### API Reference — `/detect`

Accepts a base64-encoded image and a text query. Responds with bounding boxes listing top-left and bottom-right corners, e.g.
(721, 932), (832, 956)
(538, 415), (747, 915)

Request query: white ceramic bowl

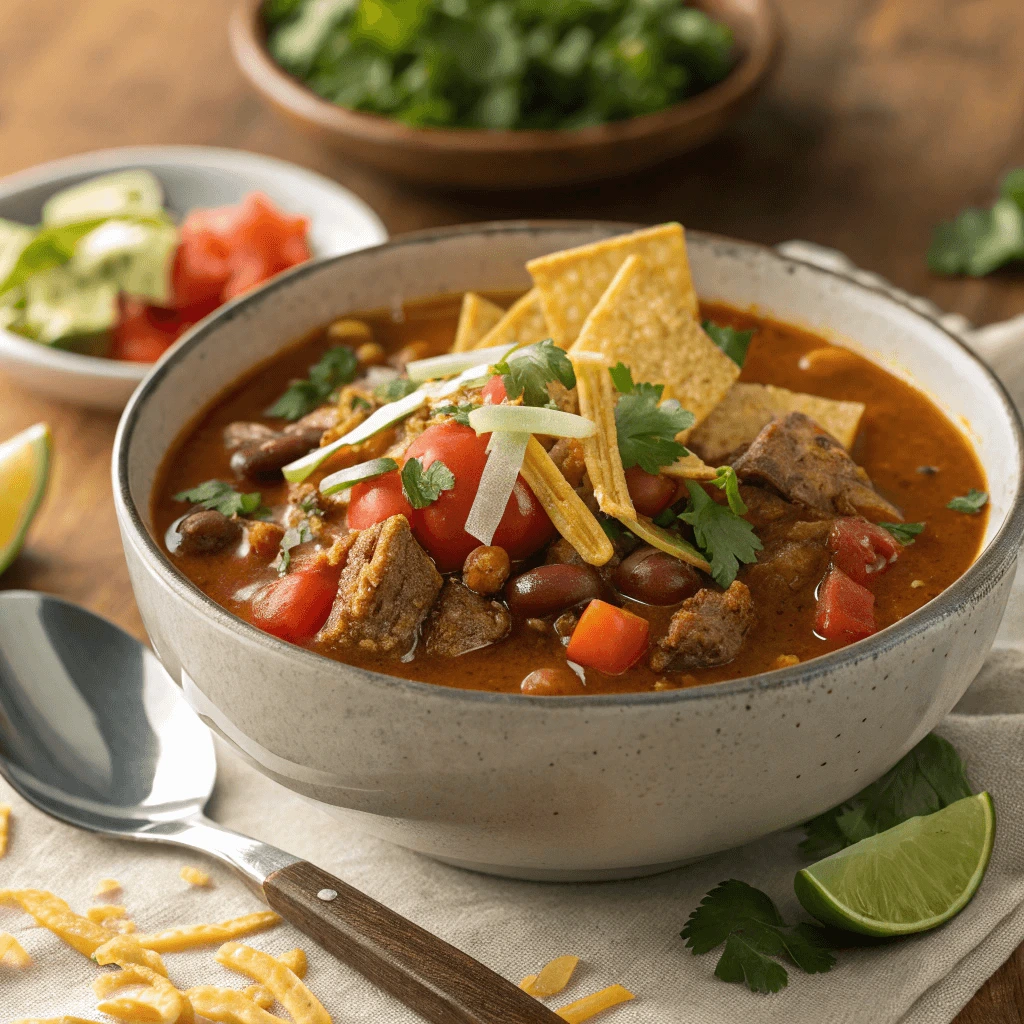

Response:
(0, 146), (387, 411)
(113, 223), (1024, 881)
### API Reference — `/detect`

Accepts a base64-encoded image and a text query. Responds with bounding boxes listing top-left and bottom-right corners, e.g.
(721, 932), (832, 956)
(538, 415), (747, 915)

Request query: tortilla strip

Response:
(451, 292), (505, 352)
(528, 223), (698, 348)
(135, 910), (281, 952)
(521, 955), (580, 997)
(556, 983), (635, 1023)
(473, 288), (549, 350)
(661, 451), (718, 480)
(0, 889), (113, 958)
(688, 382), (865, 464)
(571, 255), (739, 438)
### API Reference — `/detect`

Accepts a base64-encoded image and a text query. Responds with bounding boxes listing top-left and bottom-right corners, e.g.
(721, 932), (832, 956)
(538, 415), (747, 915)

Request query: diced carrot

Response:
(565, 599), (649, 675)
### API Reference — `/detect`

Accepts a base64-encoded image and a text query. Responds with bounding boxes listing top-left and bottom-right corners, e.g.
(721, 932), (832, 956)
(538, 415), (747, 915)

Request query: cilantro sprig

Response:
(401, 457), (455, 509)
(433, 402), (478, 426)
(708, 465), (746, 514)
(879, 521), (926, 546)
(492, 340), (575, 407)
(174, 480), (269, 519)
(682, 880), (835, 994)
(947, 489), (988, 514)
(272, 522), (313, 576)
(679, 480), (761, 588)
(702, 321), (755, 368)
(610, 362), (695, 473)
(265, 346), (359, 420)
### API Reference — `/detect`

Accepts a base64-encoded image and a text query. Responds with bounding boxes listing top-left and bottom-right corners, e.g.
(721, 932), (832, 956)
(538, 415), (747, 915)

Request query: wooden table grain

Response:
(1, 1), (1022, 1019)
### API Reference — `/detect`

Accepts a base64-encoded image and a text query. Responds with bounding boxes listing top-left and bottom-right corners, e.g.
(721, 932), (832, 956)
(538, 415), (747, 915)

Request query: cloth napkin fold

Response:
(4, 245), (1024, 1023)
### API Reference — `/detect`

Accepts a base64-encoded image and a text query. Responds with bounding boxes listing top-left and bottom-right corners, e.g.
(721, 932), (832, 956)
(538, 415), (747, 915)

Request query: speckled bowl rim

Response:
(113, 220), (1024, 710)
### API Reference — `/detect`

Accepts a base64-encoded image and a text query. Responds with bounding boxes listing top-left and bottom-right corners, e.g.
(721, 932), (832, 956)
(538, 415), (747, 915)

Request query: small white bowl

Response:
(0, 146), (387, 411)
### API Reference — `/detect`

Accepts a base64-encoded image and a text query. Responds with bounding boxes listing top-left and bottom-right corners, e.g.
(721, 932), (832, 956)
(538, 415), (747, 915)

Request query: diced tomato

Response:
(108, 298), (173, 362)
(565, 599), (650, 675)
(624, 465), (677, 518)
(251, 562), (341, 644)
(347, 470), (414, 530)
(171, 227), (231, 307)
(815, 567), (877, 644)
(481, 375), (508, 405)
(827, 518), (901, 586)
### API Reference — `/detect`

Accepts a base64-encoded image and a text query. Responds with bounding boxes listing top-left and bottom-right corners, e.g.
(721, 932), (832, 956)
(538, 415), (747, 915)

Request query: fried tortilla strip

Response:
(571, 355), (634, 521)
(661, 451), (718, 480)
(245, 986), (275, 1010)
(93, 934), (168, 977)
(688, 382), (866, 464)
(179, 865), (211, 887)
(519, 974), (539, 991)
(556, 984), (635, 1022)
(452, 292), (505, 352)
(528, 223), (698, 348)
(88, 904), (128, 924)
(0, 803), (10, 856)
(473, 288), (549, 350)
(216, 942), (330, 1024)
(521, 955), (580, 998)
(0, 930), (31, 968)
(0, 889), (114, 957)
(93, 964), (194, 1024)
(135, 910), (281, 952)
(619, 515), (710, 573)
(520, 437), (614, 567)
(11, 1018), (103, 1023)
(94, 878), (122, 899)
(278, 947), (307, 979)
(571, 255), (738, 436)
(187, 987), (286, 1024)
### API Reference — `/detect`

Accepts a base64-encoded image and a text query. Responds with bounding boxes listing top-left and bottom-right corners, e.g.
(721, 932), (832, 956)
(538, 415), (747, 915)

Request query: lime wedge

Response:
(795, 792), (995, 937)
(0, 422), (52, 576)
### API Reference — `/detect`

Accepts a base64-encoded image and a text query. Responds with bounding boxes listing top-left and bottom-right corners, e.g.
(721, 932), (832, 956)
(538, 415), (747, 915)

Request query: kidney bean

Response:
(506, 564), (602, 619)
(177, 509), (241, 555)
(520, 666), (586, 696)
(613, 546), (702, 605)
(230, 432), (318, 479)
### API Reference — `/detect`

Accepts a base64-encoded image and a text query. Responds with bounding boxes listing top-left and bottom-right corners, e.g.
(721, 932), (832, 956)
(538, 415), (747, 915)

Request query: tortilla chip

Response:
(473, 288), (549, 350)
(688, 382), (865, 464)
(527, 223), (698, 348)
(661, 451), (718, 480)
(451, 293), (505, 352)
(571, 255), (739, 437)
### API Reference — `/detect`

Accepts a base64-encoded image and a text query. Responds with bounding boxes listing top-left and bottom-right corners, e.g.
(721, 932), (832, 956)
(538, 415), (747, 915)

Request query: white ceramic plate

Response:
(0, 146), (387, 411)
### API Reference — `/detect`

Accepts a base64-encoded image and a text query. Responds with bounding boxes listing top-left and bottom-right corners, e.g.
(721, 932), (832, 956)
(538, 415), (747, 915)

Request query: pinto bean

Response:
(462, 545), (511, 595)
(177, 509), (241, 555)
(230, 432), (318, 479)
(520, 666), (586, 696)
(506, 564), (602, 619)
(613, 546), (702, 605)
(356, 341), (387, 366)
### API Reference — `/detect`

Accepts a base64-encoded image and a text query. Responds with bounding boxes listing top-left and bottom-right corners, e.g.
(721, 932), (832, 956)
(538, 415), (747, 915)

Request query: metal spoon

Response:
(0, 591), (560, 1024)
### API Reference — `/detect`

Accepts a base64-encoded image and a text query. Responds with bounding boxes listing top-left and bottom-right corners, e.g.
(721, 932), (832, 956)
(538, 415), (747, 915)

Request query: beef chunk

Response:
(732, 413), (901, 520)
(745, 518), (832, 597)
(650, 581), (755, 672)
(318, 515), (442, 656)
(424, 581), (511, 657)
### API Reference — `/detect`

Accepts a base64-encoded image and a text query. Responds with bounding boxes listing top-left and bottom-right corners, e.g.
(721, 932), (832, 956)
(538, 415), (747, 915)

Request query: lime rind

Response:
(795, 792), (995, 937)
(0, 422), (52, 576)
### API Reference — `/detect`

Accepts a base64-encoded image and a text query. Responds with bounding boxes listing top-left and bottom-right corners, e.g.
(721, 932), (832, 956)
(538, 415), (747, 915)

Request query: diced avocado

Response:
(0, 219), (34, 288)
(22, 265), (118, 345)
(41, 170), (165, 227)
(72, 219), (178, 306)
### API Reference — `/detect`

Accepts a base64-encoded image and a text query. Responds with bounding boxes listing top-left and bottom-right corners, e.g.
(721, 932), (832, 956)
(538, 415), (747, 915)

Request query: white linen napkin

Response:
(3, 245), (1024, 1023)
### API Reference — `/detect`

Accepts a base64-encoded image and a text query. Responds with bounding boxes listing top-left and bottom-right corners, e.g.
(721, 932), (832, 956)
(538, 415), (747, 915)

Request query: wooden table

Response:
(1, 1), (1022, 1018)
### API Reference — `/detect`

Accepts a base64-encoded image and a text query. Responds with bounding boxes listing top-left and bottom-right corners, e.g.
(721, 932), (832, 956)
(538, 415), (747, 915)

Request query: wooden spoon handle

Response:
(264, 861), (563, 1024)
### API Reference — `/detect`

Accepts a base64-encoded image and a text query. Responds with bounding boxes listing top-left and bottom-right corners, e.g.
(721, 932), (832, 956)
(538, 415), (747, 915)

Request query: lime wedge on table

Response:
(795, 792), (995, 937)
(0, 422), (51, 576)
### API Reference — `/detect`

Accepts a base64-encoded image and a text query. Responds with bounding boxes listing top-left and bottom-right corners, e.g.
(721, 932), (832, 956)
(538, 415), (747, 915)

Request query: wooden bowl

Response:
(229, 0), (780, 190)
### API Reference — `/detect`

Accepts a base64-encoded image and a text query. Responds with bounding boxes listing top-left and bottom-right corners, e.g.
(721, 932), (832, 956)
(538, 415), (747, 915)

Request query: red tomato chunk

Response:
(481, 375), (508, 405)
(827, 518), (901, 586)
(348, 470), (413, 530)
(815, 567), (876, 644)
(565, 599), (650, 675)
(251, 563), (340, 644)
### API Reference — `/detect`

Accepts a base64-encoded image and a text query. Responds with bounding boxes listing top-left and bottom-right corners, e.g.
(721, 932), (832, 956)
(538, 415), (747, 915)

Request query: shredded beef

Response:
(650, 581), (755, 672)
(424, 581), (511, 657)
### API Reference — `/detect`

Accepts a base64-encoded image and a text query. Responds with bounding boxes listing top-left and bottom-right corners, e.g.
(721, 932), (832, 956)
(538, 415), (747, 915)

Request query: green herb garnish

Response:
(298, 493), (321, 515)
(492, 340), (575, 408)
(947, 489), (988, 514)
(266, 346), (359, 420)
(272, 522), (313, 575)
(374, 376), (419, 403)
(709, 465), (746, 514)
(679, 480), (761, 588)
(401, 456), (455, 509)
(879, 521), (926, 546)
(433, 402), (478, 426)
(682, 880), (835, 994)
(610, 363), (694, 473)
(174, 480), (268, 519)
(702, 321), (754, 368)
(350, 394), (373, 411)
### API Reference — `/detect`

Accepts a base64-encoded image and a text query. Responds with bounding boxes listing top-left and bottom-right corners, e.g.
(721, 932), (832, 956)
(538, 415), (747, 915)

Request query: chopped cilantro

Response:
(433, 402), (478, 426)
(492, 340), (575, 407)
(401, 457), (455, 509)
(611, 366), (695, 473)
(272, 522), (313, 576)
(682, 880), (835, 994)
(350, 394), (372, 411)
(702, 321), (754, 367)
(800, 733), (971, 859)
(679, 480), (761, 588)
(652, 506), (678, 528)
(174, 480), (268, 519)
(879, 521), (925, 546)
(265, 345), (359, 420)
(374, 376), (418, 402)
(947, 489), (988, 514)
(298, 493), (321, 515)
(709, 465), (746, 515)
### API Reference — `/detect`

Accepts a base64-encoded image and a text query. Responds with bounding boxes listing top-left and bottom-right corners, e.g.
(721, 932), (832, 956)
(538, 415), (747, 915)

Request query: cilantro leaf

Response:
(702, 321), (754, 368)
(433, 402), (478, 426)
(174, 480), (268, 519)
(947, 489), (988, 514)
(375, 376), (418, 402)
(679, 481), (761, 588)
(682, 880), (835, 994)
(350, 394), (372, 411)
(614, 379), (694, 474)
(401, 457), (455, 509)
(493, 340), (575, 407)
(709, 465), (746, 515)
(928, 196), (1024, 277)
(266, 346), (359, 420)
(800, 733), (971, 858)
(271, 522), (313, 576)
(609, 361), (634, 394)
(299, 493), (321, 514)
(879, 521), (925, 546)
